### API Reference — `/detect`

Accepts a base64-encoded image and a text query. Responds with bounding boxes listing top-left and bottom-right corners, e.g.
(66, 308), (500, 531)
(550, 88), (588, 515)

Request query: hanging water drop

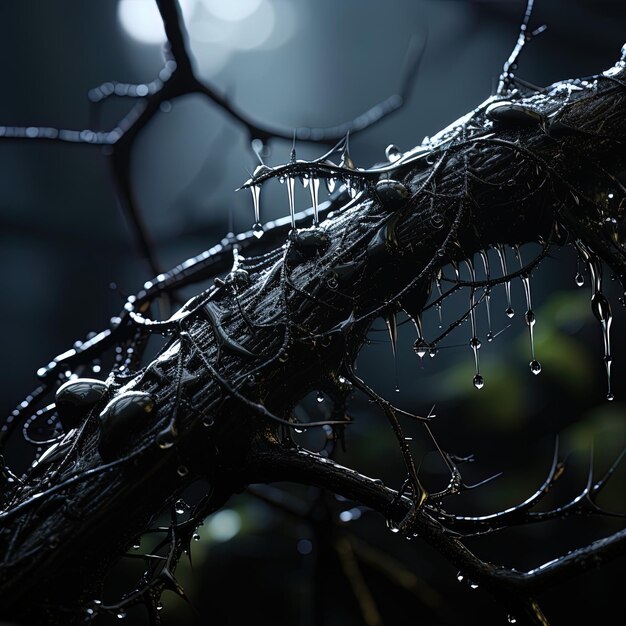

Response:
(316, 392), (324, 403)
(326, 177), (336, 193)
(309, 176), (320, 227)
(479, 250), (493, 340)
(577, 241), (615, 400)
(456, 572), (464, 582)
(252, 222), (264, 239)
(465, 259), (483, 390)
(592, 291), (613, 401)
(116, 610), (126, 620)
(495, 244), (513, 316)
(435, 269), (444, 328)
(286, 176), (296, 230)
(507, 615), (517, 624)
(522, 277), (540, 375)
(575, 253), (584, 286)
(250, 184), (261, 236)
(175, 499), (187, 515)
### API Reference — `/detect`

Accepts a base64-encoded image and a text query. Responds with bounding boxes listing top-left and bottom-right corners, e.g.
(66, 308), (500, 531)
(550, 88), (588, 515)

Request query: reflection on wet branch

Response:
(0, 1), (625, 624)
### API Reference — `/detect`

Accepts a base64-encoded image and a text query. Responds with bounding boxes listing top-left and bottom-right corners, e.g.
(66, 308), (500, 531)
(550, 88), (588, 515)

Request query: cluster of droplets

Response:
(514, 245), (541, 376)
(402, 245), (547, 392)
(245, 136), (364, 239)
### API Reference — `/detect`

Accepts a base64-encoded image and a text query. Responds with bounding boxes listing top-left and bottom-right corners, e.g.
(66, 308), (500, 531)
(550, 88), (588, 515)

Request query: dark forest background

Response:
(0, 1), (625, 624)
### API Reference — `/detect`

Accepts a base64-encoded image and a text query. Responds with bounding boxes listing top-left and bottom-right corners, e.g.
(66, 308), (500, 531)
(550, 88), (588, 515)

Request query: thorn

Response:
(290, 129), (297, 164)
(339, 131), (355, 170)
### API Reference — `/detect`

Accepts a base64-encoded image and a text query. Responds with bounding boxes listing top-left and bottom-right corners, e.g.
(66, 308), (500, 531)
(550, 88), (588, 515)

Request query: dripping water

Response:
(479, 250), (493, 341)
(286, 176), (296, 230)
(514, 246), (541, 375)
(495, 244), (514, 317)
(413, 313), (429, 358)
(309, 176), (320, 227)
(435, 269), (443, 328)
(580, 241), (614, 401)
(250, 185), (263, 238)
(465, 258), (483, 389)
(575, 253), (584, 287)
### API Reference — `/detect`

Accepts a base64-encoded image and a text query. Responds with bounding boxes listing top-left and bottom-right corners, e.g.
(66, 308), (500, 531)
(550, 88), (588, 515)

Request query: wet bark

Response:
(1, 63), (625, 625)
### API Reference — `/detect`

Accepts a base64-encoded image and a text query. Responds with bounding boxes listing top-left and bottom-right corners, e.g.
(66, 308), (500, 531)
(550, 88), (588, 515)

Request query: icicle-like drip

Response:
(309, 176), (320, 227)
(464, 259), (483, 389)
(495, 244), (514, 317)
(435, 269), (443, 328)
(286, 176), (296, 230)
(250, 184), (263, 238)
(514, 246), (541, 375)
(479, 250), (493, 341)
(575, 253), (584, 287)
(413, 313), (429, 358)
(578, 241), (614, 400)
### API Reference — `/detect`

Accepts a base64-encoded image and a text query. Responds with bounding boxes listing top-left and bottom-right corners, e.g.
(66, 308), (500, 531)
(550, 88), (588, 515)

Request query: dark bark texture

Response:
(1, 38), (626, 626)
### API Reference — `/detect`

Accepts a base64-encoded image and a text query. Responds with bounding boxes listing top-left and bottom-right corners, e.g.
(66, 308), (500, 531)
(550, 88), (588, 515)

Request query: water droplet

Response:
(175, 499), (187, 515)
(156, 602), (163, 611)
(326, 177), (336, 193)
(579, 241), (614, 400)
(250, 184), (261, 234)
(309, 177), (320, 226)
(456, 572), (464, 582)
(177, 465), (189, 477)
(132, 541), (140, 550)
(505, 307), (515, 318)
(252, 222), (264, 239)
(607, 392), (615, 401)
(202, 416), (214, 428)
(469, 581), (479, 590)
(575, 272), (584, 287)
(507, 615), (517, 624)
(473, 374), (484, 390)
(530, 360), (542, 375)
(414, 338), (429, 359)
(286, 176), (296, 229)
(469, 337), (481, 350)
(316, 392), (324, 403)
(193, 532), (200, 541)
(117, 610), (126, 620)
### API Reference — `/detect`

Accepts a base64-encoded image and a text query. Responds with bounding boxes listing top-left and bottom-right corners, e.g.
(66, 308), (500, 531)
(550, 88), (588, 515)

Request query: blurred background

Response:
(0, 1), (625, 624)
